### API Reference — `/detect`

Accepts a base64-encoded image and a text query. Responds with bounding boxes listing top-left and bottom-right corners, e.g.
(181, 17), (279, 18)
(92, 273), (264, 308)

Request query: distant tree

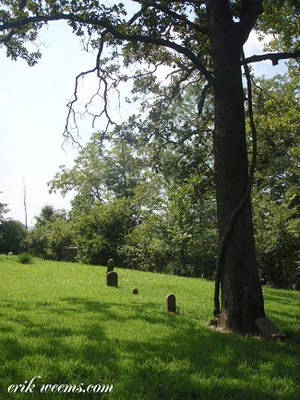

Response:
(73, 198), (136, 265)
(49, 132), (147, 212)
(0, 219), (27, 254)
(26, 205), (75, 260)
(251, 73), (300, 288)
(165, 174), (217, 277)
(252, 74), (299, 202)
(35, 205), (55, 226)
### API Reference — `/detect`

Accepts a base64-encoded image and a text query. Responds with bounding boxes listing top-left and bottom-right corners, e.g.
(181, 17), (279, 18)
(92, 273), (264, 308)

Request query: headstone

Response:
(107, 259), (115, 273)
(255, 317), (287, 340)
(132, 288), (138, 295)
(166, 294), (176, 313)
(106, 271), (118, 287)
(8, 251), (13, 256)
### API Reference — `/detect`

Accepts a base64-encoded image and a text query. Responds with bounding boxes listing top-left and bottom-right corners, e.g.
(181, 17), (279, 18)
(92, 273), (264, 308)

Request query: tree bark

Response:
(207, 6), (265, 332)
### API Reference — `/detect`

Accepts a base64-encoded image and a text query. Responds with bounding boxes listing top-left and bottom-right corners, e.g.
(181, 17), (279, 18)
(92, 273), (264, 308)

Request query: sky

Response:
(0, 20), (287, 226)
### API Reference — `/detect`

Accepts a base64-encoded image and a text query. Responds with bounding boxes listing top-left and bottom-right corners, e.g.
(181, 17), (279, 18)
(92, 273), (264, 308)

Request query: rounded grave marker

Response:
(166, 294), (176, 313)
(107, 258), (115, 273)
(106, 271), (118, 287)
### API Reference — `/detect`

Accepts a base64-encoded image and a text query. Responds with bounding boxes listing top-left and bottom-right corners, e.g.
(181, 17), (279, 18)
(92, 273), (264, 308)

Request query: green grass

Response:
(0, 255), (299, 400)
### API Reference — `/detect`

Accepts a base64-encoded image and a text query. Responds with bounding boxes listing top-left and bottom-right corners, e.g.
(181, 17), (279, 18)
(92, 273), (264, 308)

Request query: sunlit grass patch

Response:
(0, 255), (299, 399)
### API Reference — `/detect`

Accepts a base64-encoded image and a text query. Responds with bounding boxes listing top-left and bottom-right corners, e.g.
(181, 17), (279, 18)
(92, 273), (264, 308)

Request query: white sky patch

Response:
(244, 31), (267, 55)
(244, 31), (287, 77)
(0, 22), (92, 223)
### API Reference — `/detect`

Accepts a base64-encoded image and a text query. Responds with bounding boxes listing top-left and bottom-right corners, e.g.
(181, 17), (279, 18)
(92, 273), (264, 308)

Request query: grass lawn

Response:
(0, 255), (299, 400)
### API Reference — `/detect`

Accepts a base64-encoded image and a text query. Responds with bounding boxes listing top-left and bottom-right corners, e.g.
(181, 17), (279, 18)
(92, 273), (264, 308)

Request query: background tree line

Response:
(2, 73), (296, 289)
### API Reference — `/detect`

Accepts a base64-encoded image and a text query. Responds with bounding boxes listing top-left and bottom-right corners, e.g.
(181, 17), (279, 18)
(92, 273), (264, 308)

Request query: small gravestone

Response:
(8, 251), (13, 256)
(255, 317), (287, 340)
(107, 259), (115, 273)
(132, 288), (138, 295)
(166, 294), (176, 313)
(107, 271), (118, 287)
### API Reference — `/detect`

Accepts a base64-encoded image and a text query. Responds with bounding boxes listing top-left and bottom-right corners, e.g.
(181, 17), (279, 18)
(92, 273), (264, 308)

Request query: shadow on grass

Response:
(263, 290), (300, 342)
(0, 297), (299, 400)
(264, 290), (300, 305)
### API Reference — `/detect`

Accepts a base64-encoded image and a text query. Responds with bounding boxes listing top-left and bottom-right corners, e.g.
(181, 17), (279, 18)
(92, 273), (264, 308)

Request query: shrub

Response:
(18, 253), (32, 264)
(119, 216), (170, 272)
(25, 208), (76, 262)
(74, 198), (135, 265)
(0, 220), (27, 254)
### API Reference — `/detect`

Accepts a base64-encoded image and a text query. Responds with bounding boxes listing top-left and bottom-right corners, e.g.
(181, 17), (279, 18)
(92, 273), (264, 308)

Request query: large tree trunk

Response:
(208, 9), (265, 332)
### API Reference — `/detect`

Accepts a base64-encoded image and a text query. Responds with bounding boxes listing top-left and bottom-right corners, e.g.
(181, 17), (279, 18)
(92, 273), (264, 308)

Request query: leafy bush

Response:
(74, 198), (135, 265)
(0, 220), (27, 254)
(25, 207), (76, 262)
(18, 253), (32, 264)
(119, 222), (170, 272)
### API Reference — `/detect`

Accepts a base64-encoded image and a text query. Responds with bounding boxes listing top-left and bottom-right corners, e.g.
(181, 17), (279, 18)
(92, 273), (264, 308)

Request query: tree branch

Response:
(238, 0), (263, 44)
(242, 50), (300, 66)
(0, 13), (213, 81)
(132, 0), (208, 34)
(63, 66), (97, 145)
(125, 10), (143, 25)
(198, 81), (212, 116)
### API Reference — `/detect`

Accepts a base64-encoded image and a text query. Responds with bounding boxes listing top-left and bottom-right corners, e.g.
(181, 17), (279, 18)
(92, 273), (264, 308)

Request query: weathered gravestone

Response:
(107, 271), (118, 287)
(255, 317), (287, 340)
(107, 259), (115, 273)
(166, 294), (176, 313)
(132, 288), (139, 295)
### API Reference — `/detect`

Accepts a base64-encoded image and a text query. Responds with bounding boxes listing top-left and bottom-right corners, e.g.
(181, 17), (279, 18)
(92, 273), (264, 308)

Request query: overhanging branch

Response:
(131, 0), (208, 34)
(0, 12), (213, 81)
(242, 50), (300, 66)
